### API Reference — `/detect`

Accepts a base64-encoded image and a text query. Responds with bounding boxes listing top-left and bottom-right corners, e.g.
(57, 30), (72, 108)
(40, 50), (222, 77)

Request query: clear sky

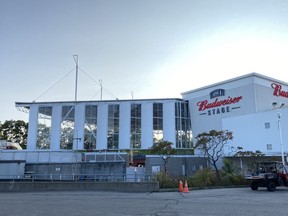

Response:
(1, 0), (288, 122)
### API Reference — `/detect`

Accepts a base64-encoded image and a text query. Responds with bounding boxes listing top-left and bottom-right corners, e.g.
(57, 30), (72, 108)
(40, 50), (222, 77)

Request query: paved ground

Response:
(1, 187), (288, 216)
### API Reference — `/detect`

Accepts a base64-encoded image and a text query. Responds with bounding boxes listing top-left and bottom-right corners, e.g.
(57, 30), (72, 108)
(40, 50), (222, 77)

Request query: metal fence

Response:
(0, 173), (156, 182)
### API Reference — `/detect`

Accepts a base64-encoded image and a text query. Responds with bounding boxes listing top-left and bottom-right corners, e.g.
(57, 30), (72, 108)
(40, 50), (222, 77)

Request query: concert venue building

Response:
(14, 72), (288, 158)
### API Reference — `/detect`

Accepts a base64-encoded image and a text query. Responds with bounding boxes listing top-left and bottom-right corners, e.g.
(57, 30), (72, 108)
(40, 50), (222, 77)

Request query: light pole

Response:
(272, 102), (285, 167)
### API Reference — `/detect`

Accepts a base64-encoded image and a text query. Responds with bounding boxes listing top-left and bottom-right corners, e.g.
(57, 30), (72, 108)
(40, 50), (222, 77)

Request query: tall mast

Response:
(99, 79), (103, 100)
(73, 55), (78, 101)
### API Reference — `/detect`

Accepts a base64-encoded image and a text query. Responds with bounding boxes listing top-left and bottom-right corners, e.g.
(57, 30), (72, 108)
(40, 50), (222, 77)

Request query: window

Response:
(131, 104), (141, 148)
(60, 106), (75, 150)
(37, 106), (52, 149)
(84, 105), (97, 150)
(265, 122), (270, 129)
(107, 104), (119, 149)
(153, 103), (163, 143)
(175, 101), (193, 148)
(267, 144), (272, 151)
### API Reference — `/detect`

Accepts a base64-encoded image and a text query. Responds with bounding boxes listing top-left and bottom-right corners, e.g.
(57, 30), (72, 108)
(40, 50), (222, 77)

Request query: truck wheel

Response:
(267, 181), (276, 192)
(250, 181), (258, 190)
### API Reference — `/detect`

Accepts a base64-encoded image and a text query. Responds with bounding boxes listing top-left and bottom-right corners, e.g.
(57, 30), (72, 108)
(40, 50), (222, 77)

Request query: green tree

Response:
(149, 140), (177, 173)
(0, 120), (28, 149)
(233, 146), (264, 157)
(195, 130), (233, 178)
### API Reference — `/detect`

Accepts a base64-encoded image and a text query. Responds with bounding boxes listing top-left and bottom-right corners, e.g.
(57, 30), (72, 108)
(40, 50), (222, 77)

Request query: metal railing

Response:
(0, 173), (156, 182)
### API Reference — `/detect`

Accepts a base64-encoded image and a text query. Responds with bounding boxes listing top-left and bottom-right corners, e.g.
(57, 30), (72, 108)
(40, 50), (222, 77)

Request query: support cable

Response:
(33, 67), (76, 101)
(79, 67), (118, 100)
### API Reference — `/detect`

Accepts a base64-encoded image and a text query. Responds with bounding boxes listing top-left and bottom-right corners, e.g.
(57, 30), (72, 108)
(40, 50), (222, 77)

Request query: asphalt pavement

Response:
(1, 187), (288, 216)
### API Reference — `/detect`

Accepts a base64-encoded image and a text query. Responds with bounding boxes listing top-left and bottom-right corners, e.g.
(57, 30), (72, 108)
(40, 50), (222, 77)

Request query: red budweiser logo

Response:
(197, 96), (242, 111)
(271, 83), (288, 98)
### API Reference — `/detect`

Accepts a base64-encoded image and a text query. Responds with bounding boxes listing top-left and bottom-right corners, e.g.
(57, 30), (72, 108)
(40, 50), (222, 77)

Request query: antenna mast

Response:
(99, 79), (103, 100)
(73, 55), (79, 101)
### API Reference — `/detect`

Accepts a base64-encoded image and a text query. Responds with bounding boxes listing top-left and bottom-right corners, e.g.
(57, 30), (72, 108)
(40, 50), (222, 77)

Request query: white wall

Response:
(222, 108), (288, 156)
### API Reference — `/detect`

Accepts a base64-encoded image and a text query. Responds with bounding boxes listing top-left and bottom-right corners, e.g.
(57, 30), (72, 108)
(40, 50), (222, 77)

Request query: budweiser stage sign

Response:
(197, 89), (242, 116)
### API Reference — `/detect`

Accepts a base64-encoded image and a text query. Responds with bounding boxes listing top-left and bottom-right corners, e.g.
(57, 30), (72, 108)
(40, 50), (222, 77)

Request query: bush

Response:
(187, 169), (248, 188)
(188, 169), (218, 187)
(155, 166), (249, 189)
(156, 172), (179, 188)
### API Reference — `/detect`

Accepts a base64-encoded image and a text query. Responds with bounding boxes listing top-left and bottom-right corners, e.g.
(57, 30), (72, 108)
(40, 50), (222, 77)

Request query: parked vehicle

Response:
(245, 161), (288, 191)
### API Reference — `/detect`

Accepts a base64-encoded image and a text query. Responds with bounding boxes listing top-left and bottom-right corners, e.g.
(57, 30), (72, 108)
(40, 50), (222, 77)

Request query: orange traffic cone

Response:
(183, 180), (189, 193)
(178, 180), (183, 192)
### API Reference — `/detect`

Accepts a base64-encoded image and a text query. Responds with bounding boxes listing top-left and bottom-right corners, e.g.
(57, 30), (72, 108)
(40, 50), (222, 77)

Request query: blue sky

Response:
(1, 0), (288, 122)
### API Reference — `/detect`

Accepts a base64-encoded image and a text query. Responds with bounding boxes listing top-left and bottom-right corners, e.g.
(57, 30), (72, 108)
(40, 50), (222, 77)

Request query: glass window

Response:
(267, 144), (272, 150)
(84, 105), (97, 150)
(60, 106), (75, 150)
(107, 104), (119, 149)
(265, 122), (270, 129)
(175, 101), (193, 148)
(153, 103), (163, 143)
(37, 106), (52, 149)
(131, 104), (141, 148)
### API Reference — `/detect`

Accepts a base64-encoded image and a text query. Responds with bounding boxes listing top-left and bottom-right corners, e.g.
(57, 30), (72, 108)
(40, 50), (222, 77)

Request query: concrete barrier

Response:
(0, 181), (159, 193)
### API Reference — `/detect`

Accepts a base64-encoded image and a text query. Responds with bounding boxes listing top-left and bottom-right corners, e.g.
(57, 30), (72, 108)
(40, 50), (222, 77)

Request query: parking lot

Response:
(1, 187), (288, 216)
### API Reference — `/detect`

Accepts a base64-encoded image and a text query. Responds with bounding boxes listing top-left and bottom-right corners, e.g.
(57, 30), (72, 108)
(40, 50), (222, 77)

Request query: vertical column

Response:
(141, 102), (153, 149)
(96, 103), (108, 150)
(50, 105), (62, 151)
(74, 103), (85, 150)
(119, 102), (131, 149)
(163, 101), (176, 146)
(27, 104), (39, 150)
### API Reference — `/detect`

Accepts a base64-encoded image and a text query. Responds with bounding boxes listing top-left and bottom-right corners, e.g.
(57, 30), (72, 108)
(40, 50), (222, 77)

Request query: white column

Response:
(50, 105), (62, 151)
(163, 101), (176, 145)
(27, 104), (39, 150)
(119, 102), (131, 149)
(141, 102), (153, 149)
(74, 103), (85, 150)
(96, 103), (108, 150)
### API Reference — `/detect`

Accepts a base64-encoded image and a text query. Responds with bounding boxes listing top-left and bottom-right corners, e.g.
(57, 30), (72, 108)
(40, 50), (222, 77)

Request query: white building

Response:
(16, 99), (192, 151)
(15, 72), (288, 159)
(182, 72), (288, 157)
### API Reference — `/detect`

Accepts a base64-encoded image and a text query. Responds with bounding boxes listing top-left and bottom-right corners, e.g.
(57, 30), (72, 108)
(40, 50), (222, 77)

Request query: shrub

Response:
(188, 169), (218, 187)
(187, 169), (248, 188)
(156, 172), (178, 188)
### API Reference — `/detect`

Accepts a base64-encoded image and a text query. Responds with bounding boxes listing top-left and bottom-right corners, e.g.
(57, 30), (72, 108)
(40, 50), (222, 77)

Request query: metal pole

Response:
(99, 79), (103, 100)
(73, 55), (78, 101)
(278, 112), (285, 167)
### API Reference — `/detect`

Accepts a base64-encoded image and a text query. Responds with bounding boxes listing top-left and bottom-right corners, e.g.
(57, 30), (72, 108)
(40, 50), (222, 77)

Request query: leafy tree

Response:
(195, 130), (233, 178)
(36, 123), (51, 149)
(149, 140), (177, 173)
(0, 120), (28, 149)
(233, 146), (265, 157)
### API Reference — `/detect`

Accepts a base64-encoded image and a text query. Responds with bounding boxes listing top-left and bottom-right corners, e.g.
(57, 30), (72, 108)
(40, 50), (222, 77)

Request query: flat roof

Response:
(15, 97), (185, 107)
(181, 72), (288, 96)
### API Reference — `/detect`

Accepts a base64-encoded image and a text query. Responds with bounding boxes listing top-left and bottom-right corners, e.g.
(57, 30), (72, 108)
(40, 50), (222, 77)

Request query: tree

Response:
(149, 140), (177, 173)
(0, 120), (28, 149)
(195, 130), (233, 178)
(233, 146), (265, 157)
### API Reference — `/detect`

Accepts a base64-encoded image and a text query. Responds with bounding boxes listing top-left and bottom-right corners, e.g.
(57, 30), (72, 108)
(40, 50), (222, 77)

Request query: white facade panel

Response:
(50, 105), (62, 151)
(96, 103), (108, 150)
(222, 108), (288, 157)
(163, 101), (175, 145)
(27, 105), (39, 151)
(187, 83), (256, 137)
(141, 102), (153, 149)
(74, 104), (85, 150)
(119, 102), (131, 149)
